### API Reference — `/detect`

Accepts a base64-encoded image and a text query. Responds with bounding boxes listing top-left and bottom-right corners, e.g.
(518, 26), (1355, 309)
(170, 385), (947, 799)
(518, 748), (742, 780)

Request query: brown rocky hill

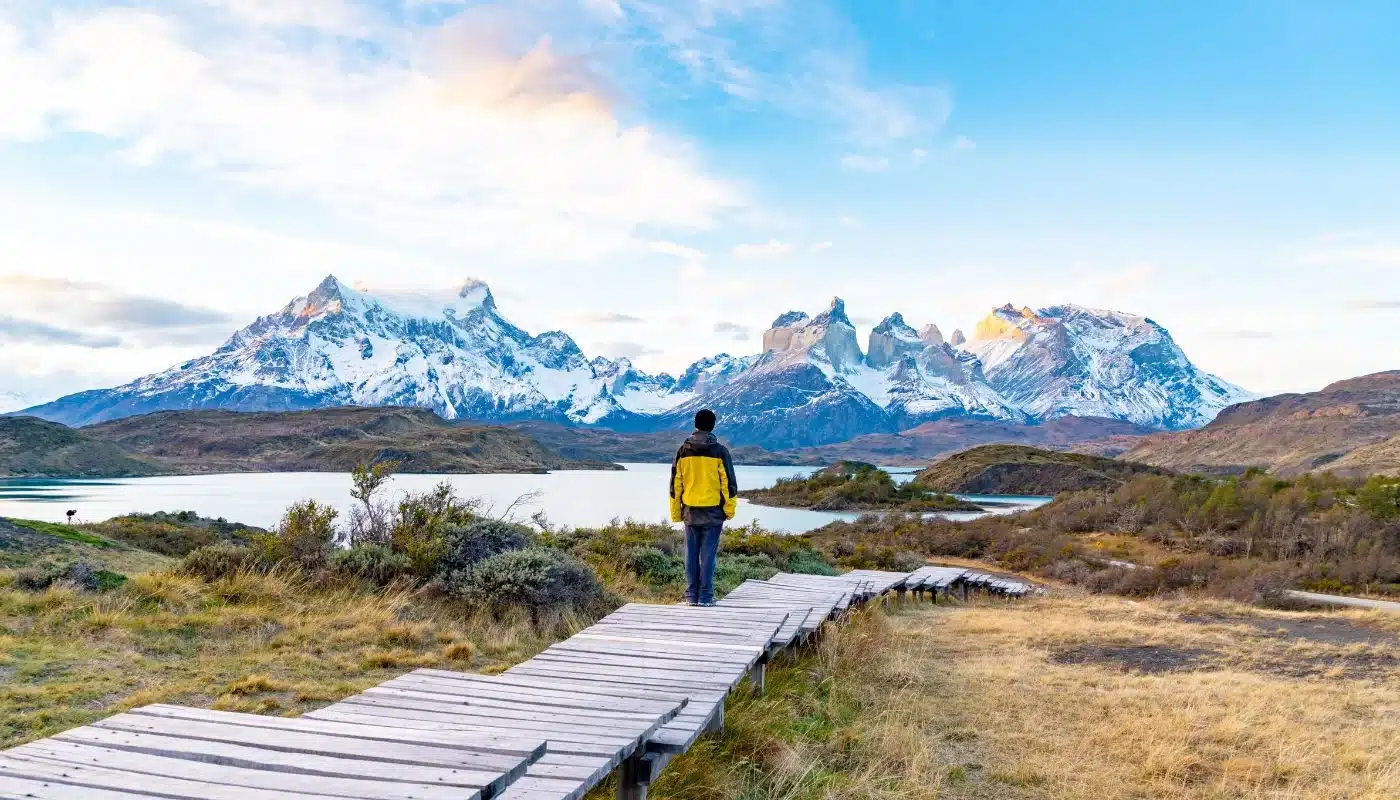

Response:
(1124, 371), (1400, 476)
(783, 416), (1157, 466)
(79, 407), (620, 474)
(0, 416), (161, 478)
(913, 444), (1169, 495)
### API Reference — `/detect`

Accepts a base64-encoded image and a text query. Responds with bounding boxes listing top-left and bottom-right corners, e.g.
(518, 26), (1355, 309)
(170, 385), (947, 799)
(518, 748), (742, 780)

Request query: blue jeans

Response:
(685, 522), (723, 604)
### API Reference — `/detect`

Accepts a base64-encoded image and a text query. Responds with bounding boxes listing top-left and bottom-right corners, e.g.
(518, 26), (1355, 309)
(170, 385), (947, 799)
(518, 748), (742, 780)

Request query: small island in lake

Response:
(741, 461), (985, 512)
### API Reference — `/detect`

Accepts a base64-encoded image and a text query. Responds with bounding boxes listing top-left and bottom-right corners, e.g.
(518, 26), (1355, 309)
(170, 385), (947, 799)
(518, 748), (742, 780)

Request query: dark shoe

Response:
(700, 600), (717, 607)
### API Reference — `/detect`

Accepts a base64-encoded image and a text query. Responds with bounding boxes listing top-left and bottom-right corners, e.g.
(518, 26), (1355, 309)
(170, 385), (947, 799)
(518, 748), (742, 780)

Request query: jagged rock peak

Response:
(457, 278), (496, 312)
(949, 328), (966, 347)
(771, 310), (810, 329)
(873, 312), (914, 334)
(919, 324), (944, 347)
(816, 297), (852, 327)
(867, 312), (924, 369)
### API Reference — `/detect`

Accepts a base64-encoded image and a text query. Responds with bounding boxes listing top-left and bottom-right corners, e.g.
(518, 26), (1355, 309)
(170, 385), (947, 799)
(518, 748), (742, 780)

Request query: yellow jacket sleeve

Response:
(669, 450), (685, 522)
(720, 447), (738, 520)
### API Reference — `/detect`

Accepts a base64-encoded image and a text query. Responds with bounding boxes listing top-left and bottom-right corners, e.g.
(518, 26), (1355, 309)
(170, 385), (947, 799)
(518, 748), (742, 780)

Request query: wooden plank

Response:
(0, 773), (172, 799)
(0, 754), (385, 800)
(90, 714), (529, 772)
(128, 704), (544, 759)
(48, 727), (508, 790)
(7, 742), (476, 800)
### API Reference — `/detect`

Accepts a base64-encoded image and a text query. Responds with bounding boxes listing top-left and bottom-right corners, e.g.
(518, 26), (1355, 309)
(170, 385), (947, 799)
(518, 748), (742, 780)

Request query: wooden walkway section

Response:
(0, 564), (1033, 800)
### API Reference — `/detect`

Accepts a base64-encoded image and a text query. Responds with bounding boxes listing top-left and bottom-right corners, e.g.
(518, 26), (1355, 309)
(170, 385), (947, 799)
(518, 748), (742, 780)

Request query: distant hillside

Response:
(779, 416), (1157, 466)
(504, 421), (821, 465)
(914, 445), (1170, 495)
(0, 416), (160, 478)
(1125, 371), (1400, 477)
(507, 416), (1151, 467)
(82, 407), (621, 474)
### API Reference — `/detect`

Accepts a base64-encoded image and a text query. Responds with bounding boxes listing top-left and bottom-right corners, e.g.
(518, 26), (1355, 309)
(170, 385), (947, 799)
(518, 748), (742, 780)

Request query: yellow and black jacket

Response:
(669, 431), (739, 525)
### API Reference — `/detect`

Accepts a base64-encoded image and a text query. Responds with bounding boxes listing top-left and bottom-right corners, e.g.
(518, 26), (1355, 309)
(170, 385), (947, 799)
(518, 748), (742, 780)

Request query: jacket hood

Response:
(687, 430), (719, 446)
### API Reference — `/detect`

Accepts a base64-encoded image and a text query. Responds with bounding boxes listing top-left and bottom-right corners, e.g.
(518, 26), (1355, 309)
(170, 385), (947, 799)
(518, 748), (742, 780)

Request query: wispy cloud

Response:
(810, 241), (833, 252)
(1211, 329), (1276, 340)
(593, 340), (662, 360)
(1349, 300), (1400, 310)
(713, 320), (749, 341)
(0, 316), (123, 349)
(0, 3), (741, 261)
(952, 135), (976, 150)
(577, 311), (646, 324)
(0, 276), (233, 345)
(732, 239), (793, 260)
(911, 147), (928, 163)
(840, 154), (889, 173)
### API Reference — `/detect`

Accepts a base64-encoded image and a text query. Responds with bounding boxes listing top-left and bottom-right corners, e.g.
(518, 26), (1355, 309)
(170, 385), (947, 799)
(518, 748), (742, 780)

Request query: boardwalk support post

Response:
(750, 660), (766, 695)
(618, 753), (651, 800)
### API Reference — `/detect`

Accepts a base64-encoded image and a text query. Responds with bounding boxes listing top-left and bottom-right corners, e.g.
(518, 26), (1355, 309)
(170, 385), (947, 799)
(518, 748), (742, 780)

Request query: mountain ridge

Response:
(19, 275), (1252, 450)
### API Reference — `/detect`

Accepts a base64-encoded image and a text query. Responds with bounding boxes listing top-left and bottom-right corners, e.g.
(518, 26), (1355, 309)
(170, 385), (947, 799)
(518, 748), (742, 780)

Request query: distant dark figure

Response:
(65, 509), (77, 524)
(669, 409), (738, 606)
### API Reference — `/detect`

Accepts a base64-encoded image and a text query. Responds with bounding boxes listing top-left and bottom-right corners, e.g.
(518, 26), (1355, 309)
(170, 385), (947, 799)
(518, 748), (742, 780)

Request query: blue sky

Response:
(1, 0), (1397, 406)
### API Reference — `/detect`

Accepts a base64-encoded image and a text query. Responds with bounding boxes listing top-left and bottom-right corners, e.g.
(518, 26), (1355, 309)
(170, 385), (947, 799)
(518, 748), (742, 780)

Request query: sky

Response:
(1, 0), (1398, 407)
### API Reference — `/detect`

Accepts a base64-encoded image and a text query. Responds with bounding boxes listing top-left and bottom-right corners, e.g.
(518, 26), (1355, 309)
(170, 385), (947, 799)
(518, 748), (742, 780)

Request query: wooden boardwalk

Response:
(0, 566), (1032, 799)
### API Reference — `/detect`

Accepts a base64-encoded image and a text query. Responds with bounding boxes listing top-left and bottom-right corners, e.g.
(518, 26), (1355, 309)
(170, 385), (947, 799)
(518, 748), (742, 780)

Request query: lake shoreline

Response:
(0, 465), (1052, 534)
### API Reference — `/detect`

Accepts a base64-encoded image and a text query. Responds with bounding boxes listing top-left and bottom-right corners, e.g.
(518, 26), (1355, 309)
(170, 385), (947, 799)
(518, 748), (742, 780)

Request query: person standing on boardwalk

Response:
(669, 409), (739, 606)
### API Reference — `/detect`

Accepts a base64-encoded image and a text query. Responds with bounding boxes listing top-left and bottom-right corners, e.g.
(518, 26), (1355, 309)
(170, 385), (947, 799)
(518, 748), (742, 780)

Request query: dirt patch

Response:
(1242, 651), (1400, 681)
(1051, 644), (1216, 674)
(1180, 613), (1397, 647)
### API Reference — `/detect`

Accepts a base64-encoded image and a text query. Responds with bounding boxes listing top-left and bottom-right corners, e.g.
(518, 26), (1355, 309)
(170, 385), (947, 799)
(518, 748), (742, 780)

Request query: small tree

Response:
(348, 459), (399, 545)
(254, 499), (339, 569)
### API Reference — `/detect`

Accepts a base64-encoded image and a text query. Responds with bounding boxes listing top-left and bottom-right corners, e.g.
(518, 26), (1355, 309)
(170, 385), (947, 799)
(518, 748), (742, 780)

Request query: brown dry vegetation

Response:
(0, 567), (566, 746)
(615, 593), (1400, 800)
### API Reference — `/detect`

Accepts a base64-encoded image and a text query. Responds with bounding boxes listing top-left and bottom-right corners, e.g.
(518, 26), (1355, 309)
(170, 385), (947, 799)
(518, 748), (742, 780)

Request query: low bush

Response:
(329, 543), (412, 586)
(81, 511), (256, 557)
(449, 547), (614, 619)
(715, 552), (778, 592)
(179, 543), (262, 581)
(252, 500), (338, 569)
(9, 562), (126, 593)
(434, 519), (535, 578)
(628, 546), (686, 585)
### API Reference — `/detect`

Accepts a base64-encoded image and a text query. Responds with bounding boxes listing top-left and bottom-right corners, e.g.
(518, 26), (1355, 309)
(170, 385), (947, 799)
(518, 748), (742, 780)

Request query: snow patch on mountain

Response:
(963, 303), (1254, 429)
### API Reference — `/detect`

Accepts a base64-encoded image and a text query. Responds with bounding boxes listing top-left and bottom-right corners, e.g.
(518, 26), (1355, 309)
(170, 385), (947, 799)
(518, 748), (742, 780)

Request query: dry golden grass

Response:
(0, 568), (564, 746)
(618, 592), (1400, 800)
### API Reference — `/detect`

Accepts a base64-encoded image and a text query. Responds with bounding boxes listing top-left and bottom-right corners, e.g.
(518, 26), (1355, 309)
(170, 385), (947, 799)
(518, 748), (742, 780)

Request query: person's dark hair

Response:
(694, 409), (717, 432)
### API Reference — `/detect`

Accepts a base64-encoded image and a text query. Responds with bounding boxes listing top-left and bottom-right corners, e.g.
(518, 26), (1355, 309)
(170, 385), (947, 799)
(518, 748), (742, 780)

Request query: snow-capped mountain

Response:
(651, 300), (1026, 447)
(21, 276), (657, 428)
(19, 277), (1252, 450)
(962, 304), (1254, 429)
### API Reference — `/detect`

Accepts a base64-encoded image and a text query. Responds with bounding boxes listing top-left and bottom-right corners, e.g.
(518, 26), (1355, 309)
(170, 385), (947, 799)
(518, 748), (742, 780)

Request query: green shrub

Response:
(784, 548), (839, 576)
(435, 519), (535, 577)
(891, 550), (927, 572)
(330, 543), (412, 585)
(715, 552), (778, 593)
(9, 562), (125, 593)
(450, 547), (611, 617)
(252, 500), (338, 569)
(391, 482), (477, 575)
(82, 512), (256, 557)
(180, 543), (261, 581)
(627, 546), (685, 585)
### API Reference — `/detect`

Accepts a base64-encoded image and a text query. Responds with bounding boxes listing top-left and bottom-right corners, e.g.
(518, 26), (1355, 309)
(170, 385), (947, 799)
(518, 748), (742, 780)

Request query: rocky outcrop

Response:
(868, 314), (925, 369)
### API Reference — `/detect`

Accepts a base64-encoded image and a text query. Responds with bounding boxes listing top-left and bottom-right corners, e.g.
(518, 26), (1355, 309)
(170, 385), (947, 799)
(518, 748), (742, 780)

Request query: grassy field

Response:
(601, 593), (1400, 800)
(3, 509), (1398, 799)
(0, 568), (562, 747)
